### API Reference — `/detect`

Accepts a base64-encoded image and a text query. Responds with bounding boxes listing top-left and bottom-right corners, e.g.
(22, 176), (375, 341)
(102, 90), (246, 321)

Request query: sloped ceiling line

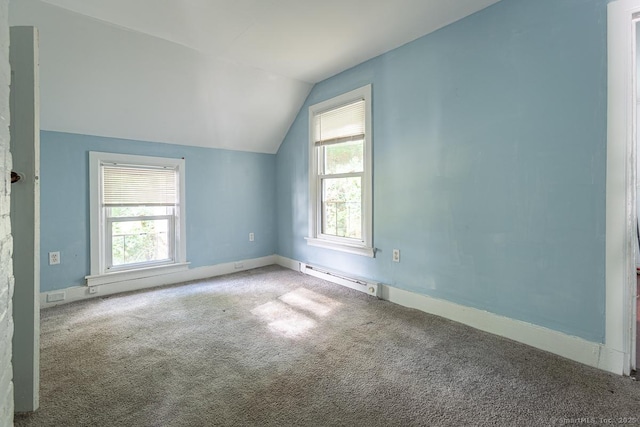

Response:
(10, 0), (501, 153)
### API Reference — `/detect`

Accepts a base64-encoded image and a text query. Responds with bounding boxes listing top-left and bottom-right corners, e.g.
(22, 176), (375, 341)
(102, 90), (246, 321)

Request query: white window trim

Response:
(87, 152), (188, 286)
(307, 85), (374, 257)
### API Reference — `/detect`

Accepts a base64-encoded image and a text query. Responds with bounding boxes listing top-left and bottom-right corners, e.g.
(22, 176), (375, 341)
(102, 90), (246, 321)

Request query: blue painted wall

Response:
(276, 0), (608, 342)
(40, 131), (277, 292)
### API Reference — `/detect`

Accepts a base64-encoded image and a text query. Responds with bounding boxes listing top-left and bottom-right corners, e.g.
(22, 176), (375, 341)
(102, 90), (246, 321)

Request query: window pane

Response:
(108, 206), (173, 218)
(111, 219), (171, 267)
(322, 177), (362, 239)
(323, 140), (364, 174)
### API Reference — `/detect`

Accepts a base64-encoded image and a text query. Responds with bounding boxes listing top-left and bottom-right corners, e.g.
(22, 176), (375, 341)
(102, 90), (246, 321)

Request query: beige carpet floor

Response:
(14, 265), (640, 426)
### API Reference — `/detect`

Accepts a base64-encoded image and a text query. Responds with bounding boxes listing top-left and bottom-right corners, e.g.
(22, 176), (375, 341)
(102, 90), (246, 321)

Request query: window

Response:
(87, 152), (188, 286)
(307, 85), (373, 257)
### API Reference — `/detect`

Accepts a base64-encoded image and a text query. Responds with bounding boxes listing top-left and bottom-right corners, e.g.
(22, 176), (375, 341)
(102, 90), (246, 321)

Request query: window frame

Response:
(87, 152), (188, 286)
(307, 85), (374, 257)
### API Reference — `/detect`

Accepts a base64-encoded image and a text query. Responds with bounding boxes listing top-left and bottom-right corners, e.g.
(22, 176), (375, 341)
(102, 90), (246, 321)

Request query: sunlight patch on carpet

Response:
(278, 288), (342, 317)
(251, 300), (316, 338)
(251, 288), (340, 338)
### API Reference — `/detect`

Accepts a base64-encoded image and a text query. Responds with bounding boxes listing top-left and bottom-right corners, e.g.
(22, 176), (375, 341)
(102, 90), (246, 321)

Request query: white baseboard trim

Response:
(41, 255), (277, 309)
(275, 256), (625, 375)
(275, 255), (300, 272)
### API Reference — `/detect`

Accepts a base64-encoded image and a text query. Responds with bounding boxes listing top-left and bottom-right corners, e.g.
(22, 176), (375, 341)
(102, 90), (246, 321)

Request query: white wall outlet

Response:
(49, 251), (60, 265)
(249, 232), (255, 242)
(392, 249), (400, 263)
(46, 291), (65, 302)
(234, 262), (244, 269)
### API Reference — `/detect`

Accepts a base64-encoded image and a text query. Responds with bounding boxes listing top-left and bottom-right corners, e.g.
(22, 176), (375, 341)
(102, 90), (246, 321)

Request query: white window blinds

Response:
(102, 165), (177, 207)
(313, 99), (365, 147)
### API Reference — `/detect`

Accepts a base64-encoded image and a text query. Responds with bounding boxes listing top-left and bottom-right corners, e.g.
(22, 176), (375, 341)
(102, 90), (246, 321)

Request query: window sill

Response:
(306, 237), (375, 258)
(85, 262), (190, 286)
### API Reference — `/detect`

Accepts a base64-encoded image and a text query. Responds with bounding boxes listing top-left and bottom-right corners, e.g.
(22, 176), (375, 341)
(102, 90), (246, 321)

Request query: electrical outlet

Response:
(234, 262), (244, 269)
(392, 249), (400, 263)
(49, 251), (60, 265)
(249, 232), (255, 242)
(46, 292), (65, 302)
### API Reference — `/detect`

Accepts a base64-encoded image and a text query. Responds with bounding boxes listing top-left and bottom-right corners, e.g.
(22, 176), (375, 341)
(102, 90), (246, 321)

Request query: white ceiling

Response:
(10, 0), (501, 153)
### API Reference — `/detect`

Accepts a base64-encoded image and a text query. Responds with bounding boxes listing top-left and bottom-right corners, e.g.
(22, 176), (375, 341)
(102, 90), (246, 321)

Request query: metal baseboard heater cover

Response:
(299, 263), (380, 297)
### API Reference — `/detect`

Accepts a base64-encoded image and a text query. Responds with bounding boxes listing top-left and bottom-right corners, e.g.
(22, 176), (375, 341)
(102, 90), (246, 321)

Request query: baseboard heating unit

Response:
(299, 263), (380, 297)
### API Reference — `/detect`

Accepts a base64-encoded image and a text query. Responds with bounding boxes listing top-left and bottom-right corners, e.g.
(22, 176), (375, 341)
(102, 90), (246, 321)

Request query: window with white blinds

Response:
(307, 85), (374, 258)
(88, 152), (187, 283)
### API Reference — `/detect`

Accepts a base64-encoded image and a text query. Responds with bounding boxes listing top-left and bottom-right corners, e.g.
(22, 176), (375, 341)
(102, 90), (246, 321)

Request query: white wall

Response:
(9, 0), (312, 154)
(10, 25), (40, 413)
(636, 20), (640, 268)
(0, 0), (15, 424)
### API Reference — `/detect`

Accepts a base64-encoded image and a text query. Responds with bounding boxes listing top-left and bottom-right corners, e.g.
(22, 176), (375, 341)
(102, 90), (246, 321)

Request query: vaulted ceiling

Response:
(10, 0), (502, 153)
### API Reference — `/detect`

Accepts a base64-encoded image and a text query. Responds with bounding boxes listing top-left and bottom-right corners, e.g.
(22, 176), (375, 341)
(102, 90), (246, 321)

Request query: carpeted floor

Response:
(14, 265), (640, 426)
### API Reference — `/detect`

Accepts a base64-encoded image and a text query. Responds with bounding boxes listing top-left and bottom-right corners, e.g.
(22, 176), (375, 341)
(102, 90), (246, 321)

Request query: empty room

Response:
(2, 0), (640, 425)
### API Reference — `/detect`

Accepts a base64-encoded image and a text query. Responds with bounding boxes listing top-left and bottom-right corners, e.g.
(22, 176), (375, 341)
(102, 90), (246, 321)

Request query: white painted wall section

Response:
(606, 0), (640, 376)
(36, 0), (502, 84)
(9, 0), (312, 154)
(10, 25), (41, 412)
(0, 0), (15, 423)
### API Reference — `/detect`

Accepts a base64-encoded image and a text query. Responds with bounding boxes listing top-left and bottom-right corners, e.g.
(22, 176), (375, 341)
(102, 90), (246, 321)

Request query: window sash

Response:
(105, 214), (176, 271)
(101, 162), (179, 272)
(318, 173), (364, 241)
(317, 137), (365, 241)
